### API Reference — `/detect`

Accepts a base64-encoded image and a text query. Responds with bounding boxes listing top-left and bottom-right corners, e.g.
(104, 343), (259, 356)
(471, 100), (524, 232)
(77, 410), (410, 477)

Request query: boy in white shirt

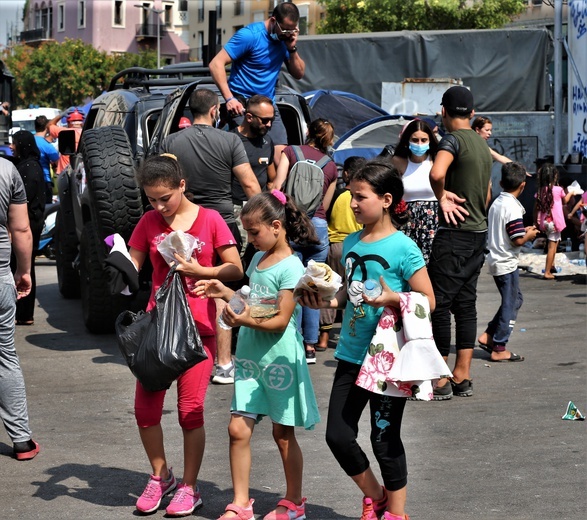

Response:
(478, 162), (539, 362)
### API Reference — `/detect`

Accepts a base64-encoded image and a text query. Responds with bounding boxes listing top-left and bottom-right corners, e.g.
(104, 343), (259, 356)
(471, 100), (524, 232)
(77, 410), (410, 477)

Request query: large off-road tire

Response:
(80, 221), (129, 334)
(55, 207), (81, 299)
(80, 126), (143, 243)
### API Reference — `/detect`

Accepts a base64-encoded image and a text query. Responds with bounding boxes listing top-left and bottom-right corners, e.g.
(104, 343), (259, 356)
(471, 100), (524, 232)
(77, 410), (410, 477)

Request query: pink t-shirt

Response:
(129, 206), (237, 337)
(538, 185), (566, 233)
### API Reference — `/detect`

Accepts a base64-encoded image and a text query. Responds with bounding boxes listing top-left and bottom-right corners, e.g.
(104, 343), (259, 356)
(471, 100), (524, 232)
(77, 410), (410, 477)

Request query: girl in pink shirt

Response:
(535, 164), (573, 279)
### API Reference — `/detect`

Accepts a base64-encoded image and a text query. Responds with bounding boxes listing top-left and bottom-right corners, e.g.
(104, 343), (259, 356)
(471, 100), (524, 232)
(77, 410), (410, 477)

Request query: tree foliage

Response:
(3, 39), (157, 109)
(317, 0), (527, 34)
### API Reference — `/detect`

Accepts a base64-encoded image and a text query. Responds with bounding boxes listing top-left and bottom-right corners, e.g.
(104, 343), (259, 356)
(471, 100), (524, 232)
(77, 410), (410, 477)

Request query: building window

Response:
(216, 0), (222, 19)
(113, 0), (125, 27)
(78, 0), (86, 28)
(179, 0), (188, 11)
(532, 0), (543, 6)
(57, 2), (65, 32)
(198, 0), (204, 22)
(216, 28), (222, 46)
(164, 3), (173, 27)
(253, 10), (264, 23)
(297, 3), (308, 35)
(197, 31), (204, 60)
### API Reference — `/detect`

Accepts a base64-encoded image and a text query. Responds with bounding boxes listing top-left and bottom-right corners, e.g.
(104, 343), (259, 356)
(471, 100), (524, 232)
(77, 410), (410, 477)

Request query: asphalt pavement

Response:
(1, 259), (585, 520)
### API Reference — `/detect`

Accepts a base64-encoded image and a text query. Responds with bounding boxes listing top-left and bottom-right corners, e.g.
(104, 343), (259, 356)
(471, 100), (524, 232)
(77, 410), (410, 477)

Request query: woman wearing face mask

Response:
(391, 119), (439, 263)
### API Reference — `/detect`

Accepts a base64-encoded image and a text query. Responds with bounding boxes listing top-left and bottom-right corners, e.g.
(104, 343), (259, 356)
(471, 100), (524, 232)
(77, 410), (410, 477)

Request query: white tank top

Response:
(402, 157), (436, 202)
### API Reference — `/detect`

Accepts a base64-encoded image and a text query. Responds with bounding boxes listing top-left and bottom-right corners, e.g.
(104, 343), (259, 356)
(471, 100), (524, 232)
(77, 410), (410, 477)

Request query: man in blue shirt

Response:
(33, 116), (59, 203)
(209, 2), (304, 164)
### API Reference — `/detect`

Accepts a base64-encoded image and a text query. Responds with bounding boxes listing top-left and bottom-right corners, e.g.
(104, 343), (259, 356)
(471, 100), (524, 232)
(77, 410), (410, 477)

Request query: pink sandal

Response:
(263, 497), (306, 520)
(218, 498), (255, 520)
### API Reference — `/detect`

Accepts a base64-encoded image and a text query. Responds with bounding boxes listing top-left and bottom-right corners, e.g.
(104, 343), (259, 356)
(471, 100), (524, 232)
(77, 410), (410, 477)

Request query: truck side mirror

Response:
(58, 129), (77, 156)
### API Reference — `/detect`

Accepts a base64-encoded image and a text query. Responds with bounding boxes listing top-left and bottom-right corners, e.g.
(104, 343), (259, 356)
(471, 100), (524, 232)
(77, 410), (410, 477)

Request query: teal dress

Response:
(232, 252), (320, 430)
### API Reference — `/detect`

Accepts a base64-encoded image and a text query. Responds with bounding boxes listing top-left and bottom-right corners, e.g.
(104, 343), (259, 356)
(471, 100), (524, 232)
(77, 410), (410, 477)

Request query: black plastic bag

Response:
(115, 267), (207, 392)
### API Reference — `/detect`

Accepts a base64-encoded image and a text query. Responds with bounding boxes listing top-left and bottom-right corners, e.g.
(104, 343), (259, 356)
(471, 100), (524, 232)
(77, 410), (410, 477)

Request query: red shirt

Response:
(129, 206), (237, 337)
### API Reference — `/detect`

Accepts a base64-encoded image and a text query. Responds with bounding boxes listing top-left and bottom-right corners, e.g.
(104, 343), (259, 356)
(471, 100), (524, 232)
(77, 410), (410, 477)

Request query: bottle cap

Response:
(240, 285), (251, 297)
(364, 280), (376, 290)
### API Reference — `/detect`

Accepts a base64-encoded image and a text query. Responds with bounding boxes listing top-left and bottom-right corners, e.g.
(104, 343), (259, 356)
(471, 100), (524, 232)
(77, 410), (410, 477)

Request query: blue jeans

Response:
(486, 270), (523, 348)
(0, 274), (33, 443)
(292, 217), (330, 345)
(428, 229), (487, 357)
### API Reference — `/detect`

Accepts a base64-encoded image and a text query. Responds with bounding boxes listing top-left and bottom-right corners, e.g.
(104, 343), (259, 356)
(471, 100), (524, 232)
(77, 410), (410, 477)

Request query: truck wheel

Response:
(55, 208), (80, 299)
(80, 126), (143, 242)
(80, 221), (128, 334)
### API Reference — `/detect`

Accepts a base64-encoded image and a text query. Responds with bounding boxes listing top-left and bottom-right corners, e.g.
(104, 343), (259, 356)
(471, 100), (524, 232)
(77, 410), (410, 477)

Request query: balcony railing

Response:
(135, 23), (167, 39)
(20, 28), (53, 43)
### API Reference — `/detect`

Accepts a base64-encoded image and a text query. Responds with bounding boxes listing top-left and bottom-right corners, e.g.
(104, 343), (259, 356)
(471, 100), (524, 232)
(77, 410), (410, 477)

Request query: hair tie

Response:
(394, 199), (408, 215)
(271, 189), (287, 205)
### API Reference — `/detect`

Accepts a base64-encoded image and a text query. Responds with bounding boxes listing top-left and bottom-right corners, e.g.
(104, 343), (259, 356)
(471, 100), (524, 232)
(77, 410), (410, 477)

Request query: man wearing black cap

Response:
(428, 85), (492, 400)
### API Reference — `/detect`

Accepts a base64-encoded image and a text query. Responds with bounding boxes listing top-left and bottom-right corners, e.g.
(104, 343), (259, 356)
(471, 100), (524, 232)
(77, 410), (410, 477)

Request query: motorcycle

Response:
(37, 202), (59, 259)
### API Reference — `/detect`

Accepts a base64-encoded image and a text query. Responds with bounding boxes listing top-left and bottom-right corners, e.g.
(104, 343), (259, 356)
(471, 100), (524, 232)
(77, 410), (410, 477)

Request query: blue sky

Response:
(0, 1), (26, 50)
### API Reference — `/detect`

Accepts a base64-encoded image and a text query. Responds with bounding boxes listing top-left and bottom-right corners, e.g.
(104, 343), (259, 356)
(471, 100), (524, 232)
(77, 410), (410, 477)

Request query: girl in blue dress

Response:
(195, 190), (320, 520)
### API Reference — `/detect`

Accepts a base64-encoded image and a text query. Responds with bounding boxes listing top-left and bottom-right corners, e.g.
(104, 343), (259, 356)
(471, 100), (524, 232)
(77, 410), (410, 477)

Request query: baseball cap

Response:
(67, 109), (84, 122)
(441, 86), (474, 115)
(179, 116), (191, 129)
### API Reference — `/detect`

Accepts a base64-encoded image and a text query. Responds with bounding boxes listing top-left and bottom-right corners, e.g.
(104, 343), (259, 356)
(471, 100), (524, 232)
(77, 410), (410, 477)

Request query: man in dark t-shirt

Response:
(231, 95), (276, 255)
(428, 86), (492, 400)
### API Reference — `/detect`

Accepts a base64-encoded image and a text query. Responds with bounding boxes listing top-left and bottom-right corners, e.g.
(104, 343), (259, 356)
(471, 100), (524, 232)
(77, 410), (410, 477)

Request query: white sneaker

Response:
(212, 363), (235, 384)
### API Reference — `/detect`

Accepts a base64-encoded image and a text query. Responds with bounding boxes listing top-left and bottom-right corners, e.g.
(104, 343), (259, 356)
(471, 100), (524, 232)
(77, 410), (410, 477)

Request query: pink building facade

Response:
(22, 0), (189, 64)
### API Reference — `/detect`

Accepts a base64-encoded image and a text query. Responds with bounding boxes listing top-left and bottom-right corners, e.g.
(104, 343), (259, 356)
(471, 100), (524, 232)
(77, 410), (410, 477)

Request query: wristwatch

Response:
(289, 46), (298, 53)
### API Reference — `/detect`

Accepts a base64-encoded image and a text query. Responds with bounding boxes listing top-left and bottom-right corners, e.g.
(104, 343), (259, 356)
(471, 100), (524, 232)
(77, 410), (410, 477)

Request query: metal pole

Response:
(554, 0), (563, 164)
(156, 9), (160, 69)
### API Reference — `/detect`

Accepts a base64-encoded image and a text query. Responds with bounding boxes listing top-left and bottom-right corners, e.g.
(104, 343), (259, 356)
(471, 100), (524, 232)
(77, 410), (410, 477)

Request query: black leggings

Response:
(325, 360), (408, 491)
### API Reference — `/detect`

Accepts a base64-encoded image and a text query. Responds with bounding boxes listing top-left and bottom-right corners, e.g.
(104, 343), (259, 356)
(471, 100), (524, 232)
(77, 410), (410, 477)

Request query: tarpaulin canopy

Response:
(283, 28), (553, 113)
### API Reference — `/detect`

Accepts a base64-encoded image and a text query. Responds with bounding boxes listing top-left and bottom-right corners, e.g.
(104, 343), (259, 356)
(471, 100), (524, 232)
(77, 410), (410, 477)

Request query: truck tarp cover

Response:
(282, 28), (553, 112)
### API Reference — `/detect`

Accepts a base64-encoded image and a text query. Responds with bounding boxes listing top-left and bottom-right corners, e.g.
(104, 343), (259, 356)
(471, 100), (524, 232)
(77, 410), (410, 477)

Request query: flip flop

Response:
(478, 342), (493, 354)
(491, 352), (525, 363)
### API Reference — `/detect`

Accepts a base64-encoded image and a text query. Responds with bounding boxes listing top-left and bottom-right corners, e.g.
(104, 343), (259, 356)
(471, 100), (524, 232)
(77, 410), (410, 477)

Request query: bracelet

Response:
(225, 96), (237, 103)
(289, 46), (298, 53)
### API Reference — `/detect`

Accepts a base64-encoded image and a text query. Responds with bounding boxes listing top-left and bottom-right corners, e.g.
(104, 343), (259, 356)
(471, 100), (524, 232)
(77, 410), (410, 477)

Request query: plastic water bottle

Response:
(363, 279), (382, 299)
(565, 237), (572, 252)
(579, 243), (585, 259)
(218, 285), (251, 330)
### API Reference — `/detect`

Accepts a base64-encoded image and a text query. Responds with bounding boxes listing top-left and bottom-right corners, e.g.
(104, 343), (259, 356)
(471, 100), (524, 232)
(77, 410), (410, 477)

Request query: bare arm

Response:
(229, 288), (297, 333)
(129, 247), (147, 272)
(489, 148), (512, 164)
(209, 49), (245, 116)
(512, 226), (539, 247)
(8, 203), (33, 298)
(272, 152), (290, 191)
(321, 179), (337, 214)
(233, 163), (261, 199)
(430, 149), (468, 225)
(174, 244), (243, 282)
(266, 162), (277, 190)
(285, 49), (305, 80)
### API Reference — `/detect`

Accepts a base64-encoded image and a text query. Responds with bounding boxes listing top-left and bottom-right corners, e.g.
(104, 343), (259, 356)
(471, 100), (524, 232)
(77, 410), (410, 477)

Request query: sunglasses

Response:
(275, 20), (299, 36)
(247, 112), (275, 125)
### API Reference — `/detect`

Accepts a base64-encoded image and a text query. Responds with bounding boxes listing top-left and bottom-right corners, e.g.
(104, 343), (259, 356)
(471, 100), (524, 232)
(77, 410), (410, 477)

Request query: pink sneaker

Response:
(263, 497), (306, 520)
(360, 487), (388, 520)
(382, 513), (410, 520)
(166, 484), (203, 516)
(136, 469), (177, 513)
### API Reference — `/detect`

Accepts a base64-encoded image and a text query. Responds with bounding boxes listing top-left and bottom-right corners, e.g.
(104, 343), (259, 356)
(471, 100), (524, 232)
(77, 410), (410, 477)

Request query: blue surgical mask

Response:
(409, 142), (429, 157)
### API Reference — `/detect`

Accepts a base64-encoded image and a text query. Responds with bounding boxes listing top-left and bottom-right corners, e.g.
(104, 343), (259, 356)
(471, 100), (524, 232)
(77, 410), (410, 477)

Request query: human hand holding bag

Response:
(115, 266), (207, 392)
